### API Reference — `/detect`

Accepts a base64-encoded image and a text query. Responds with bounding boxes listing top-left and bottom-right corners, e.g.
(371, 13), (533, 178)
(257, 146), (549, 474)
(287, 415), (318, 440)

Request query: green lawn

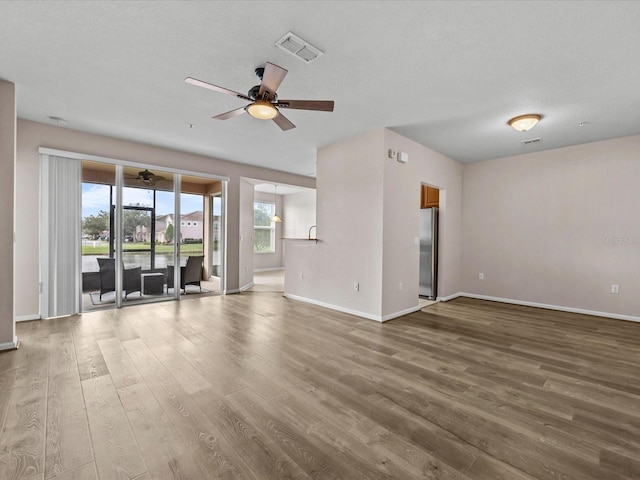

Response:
(82, 242), (203, 255)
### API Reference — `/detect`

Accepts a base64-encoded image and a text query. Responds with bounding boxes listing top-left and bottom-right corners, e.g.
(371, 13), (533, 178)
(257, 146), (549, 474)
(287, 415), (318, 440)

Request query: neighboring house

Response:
(179, 211), (203, 241)
(134, 224), (149, 242)
(154, 214), (172, 244)
(154, 212), (203, 244)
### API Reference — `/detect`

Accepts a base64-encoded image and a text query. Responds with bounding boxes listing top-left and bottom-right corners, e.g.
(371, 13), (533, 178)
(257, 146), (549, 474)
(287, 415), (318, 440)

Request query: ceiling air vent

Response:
(275, 32), (323, 63)
(521, 137), (542, 145)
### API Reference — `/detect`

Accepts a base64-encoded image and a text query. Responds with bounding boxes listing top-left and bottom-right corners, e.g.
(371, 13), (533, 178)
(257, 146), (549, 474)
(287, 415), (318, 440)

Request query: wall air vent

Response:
(275, 32), (323, 63)
(521, 137), (542, 145)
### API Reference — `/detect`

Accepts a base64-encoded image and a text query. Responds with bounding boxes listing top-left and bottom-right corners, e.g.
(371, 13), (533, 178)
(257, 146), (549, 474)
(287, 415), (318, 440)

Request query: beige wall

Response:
(284, 128), (463, 321)
(282, 190), (316, 240)
(238, 178), (255, 289)
(461, 134), (640, 318)
(382, 129), (463, 316)
(16, 116), (637, 322)
(285, 129), (386, 318)
(15, 120), (315, 316)
(0, 81), (16, 347)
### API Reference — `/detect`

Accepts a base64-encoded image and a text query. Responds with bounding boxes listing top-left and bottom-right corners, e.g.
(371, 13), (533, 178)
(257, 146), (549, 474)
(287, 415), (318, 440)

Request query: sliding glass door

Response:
(80, 160), (225, 311)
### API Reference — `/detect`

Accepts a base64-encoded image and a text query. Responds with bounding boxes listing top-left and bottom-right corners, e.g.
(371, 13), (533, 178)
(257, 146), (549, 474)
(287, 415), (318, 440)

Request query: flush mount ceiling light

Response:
(508, 114), (541, 132)
(246, 100), (279, 120)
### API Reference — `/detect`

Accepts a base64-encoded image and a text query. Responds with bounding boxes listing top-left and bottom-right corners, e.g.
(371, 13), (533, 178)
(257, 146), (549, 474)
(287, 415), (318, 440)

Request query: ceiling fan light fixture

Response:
(247, 100), (279, 120)
(508, 114), (541, 132)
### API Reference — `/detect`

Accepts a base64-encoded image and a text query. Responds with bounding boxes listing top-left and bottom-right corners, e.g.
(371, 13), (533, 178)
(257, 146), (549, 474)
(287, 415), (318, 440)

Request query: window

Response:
(254, 201), (275, 252)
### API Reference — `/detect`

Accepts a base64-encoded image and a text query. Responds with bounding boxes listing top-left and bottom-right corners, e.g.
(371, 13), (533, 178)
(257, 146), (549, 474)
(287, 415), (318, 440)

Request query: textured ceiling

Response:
(1, 1), (639, 177)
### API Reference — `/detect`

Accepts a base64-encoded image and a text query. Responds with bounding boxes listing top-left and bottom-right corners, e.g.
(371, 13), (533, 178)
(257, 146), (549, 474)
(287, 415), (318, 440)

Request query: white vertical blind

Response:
(40, 155), (81, 318)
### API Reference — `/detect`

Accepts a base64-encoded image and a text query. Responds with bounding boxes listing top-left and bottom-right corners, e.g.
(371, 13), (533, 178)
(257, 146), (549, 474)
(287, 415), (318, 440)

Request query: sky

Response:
(82, 183), (221, 218)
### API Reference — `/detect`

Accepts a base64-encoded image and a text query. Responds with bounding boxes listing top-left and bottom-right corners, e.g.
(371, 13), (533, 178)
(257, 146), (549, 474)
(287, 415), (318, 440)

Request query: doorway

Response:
(418, 183), (440, 304)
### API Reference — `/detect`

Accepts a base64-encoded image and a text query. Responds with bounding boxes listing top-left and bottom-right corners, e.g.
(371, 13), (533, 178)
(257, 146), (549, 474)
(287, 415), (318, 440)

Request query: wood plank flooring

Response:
(1, 293), (639, 479)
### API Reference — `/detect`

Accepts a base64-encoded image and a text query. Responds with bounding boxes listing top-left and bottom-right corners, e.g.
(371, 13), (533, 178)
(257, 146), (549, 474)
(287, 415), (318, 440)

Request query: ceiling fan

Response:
(124, 169), (169, 186)
(185, 62), (334, 131)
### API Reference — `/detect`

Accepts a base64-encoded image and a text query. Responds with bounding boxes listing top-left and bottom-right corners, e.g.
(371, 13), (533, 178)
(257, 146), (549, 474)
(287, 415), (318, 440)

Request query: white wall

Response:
(15, 120), (315, 316)
(284, 128), (463, 321)
(462, 134), (640, 319)
(282, 190), (316, 239)
(253, 191), (283, 271)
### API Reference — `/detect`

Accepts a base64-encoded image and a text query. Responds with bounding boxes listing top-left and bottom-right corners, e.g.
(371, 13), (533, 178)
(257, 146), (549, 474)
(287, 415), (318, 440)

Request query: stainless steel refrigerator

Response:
(419, 207), (438, 299)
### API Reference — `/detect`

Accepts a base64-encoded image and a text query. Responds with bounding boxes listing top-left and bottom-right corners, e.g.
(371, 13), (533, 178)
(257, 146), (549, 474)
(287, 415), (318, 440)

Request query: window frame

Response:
(253, 201), (276, 253)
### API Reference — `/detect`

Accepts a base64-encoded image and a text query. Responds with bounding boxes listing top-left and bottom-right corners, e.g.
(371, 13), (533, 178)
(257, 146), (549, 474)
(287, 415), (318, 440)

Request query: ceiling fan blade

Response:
(185, 77), (252, 101)
(258, 63), (288, 100)
(213, 107), (247, 120)
(272, 111), (296, 131)
(277, 100), (334, 112)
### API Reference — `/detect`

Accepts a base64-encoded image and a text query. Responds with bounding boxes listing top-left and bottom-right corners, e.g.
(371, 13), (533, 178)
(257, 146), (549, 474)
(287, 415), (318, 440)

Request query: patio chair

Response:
(166, 255), (204, 294)
(97, 258), (142, 299)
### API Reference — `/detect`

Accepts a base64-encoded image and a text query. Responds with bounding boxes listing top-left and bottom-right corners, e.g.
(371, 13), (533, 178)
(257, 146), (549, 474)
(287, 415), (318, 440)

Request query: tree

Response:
(254, 202), (273, 227)
(123, 206), (151, 241)
(82, 210), (109, 239)
(165, 223), (174, 243)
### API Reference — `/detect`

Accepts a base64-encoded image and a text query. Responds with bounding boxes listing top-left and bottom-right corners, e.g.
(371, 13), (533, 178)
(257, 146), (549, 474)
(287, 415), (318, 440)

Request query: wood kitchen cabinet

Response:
(420, 185), (439, 208)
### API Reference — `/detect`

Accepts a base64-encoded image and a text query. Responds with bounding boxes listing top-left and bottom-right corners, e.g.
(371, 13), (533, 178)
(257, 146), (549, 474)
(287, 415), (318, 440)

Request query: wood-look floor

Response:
(1, 294), (639, 480)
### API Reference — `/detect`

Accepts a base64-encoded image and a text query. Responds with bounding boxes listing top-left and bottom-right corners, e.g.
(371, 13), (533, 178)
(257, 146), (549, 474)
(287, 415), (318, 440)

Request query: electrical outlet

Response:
(479, 273), (484, 280)
(611, 284), (619, 294)
(399, 282), (403, 291)
(354, 281), (359, 292)
(300, 272), (304, 280)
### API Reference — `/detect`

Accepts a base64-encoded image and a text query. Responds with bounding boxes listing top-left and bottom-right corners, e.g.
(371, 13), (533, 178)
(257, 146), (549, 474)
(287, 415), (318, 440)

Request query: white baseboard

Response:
(284, 293), (383, 322)
(254, 267), (284, 273)
(458, 292), (640, 324)
(0, 336), (19, 351)
(284, 293), (421, 323)
(436, 292), (462, 302)
(225, 282), (256, 294)
(16, 314), (40, 322)
(382, 305), (422, 322)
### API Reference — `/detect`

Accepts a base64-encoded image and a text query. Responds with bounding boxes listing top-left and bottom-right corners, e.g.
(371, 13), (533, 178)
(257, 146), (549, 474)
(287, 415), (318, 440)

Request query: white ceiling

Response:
(2, 1), (640, 177)
(253, 183), (310, 196)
